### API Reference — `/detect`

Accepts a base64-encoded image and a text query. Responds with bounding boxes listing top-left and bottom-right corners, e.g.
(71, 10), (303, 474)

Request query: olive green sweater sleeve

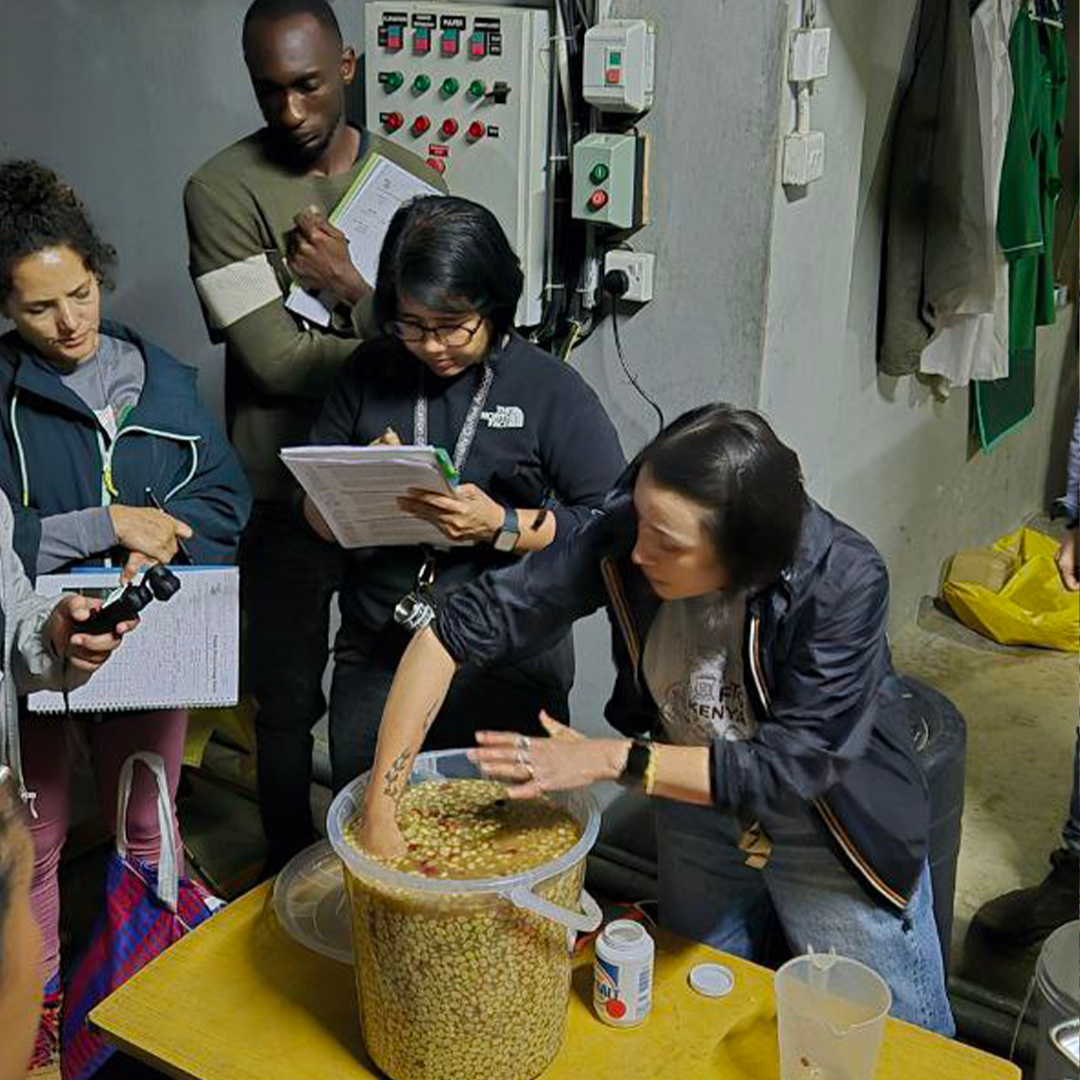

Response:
(183, 175), (363, 401)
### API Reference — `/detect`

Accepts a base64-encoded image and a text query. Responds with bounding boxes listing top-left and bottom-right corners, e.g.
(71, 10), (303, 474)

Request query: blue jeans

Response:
(655, 798), (955, 1036)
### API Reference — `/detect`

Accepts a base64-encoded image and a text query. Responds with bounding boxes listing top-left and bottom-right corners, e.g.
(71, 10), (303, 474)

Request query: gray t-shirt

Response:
(642, 592), (756, 746)
(31, 334), (145, 573)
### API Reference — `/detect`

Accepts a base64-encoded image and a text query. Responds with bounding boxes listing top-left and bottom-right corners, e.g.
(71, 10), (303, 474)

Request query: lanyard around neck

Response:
(413, 362), (494, 476)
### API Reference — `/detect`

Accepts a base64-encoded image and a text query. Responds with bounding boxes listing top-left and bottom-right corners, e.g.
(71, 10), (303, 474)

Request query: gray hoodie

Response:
(0, 490), (91, 810)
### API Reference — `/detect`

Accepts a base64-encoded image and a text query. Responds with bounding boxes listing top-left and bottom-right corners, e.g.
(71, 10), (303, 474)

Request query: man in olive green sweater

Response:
(184, 0), (445, 869)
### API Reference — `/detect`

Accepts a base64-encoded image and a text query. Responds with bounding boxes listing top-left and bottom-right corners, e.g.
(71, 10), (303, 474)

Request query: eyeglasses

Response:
(389, 317), (484, 347)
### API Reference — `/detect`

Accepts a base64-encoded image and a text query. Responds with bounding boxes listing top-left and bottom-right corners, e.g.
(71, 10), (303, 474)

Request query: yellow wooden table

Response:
(91, 882), (1019, 1080)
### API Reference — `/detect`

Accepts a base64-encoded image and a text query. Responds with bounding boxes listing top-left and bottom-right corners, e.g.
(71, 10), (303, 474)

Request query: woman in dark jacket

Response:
(0, 160), (250, 1075)
(358, 404), (954, 1035)
(301, 196), (625, 838)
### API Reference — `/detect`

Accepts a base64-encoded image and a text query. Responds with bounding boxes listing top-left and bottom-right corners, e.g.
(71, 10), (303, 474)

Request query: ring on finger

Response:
(517, 735), (531, 750)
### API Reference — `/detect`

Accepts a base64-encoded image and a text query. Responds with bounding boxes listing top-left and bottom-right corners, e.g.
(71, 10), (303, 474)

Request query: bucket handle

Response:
(507, 883), (603, 933)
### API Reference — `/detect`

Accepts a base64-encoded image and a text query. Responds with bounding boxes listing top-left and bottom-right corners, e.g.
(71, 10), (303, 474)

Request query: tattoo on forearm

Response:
(383, 749), (411, 803)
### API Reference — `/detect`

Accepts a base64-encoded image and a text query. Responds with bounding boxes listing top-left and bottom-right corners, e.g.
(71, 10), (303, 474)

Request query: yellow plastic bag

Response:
(942, 527), (1079, 652)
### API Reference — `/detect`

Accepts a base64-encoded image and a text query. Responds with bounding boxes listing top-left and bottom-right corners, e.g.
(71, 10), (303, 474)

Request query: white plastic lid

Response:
(271, 839), (353, 965)
(689, 962), (734, 997)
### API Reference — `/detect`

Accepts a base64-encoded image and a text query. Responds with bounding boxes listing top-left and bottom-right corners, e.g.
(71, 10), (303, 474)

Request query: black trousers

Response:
(328, 623), (573, 793)
(240, 502), (347, 863)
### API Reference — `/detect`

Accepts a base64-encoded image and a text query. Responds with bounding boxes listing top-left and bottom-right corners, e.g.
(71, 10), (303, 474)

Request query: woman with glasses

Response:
(304, 195), (625, 791)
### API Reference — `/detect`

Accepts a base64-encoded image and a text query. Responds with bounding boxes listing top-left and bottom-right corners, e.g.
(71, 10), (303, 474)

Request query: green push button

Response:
(412, 73), (431, 93)
(441, 76), (460, 96)
(589, 162), (610, 185)
(467, 79), (486, 99)
(383, 70), (404, 91)
(608, 50), (622, 65)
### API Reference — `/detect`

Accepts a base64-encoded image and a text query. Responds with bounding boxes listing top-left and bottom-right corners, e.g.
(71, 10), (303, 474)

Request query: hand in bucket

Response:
(469, 711), (629, 799)
(358, 796), (408, 861)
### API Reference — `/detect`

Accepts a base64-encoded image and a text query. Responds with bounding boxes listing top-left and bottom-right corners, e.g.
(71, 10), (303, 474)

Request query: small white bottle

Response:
(593, 919), (655, 1027)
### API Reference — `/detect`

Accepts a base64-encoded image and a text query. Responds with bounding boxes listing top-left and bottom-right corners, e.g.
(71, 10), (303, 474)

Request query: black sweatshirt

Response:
(310, 332), (626, 635)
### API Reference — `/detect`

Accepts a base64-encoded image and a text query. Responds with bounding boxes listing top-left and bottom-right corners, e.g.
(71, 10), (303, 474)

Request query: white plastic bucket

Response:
(326, 749), (602, 1080)
(1034, 920), (1080, 1080)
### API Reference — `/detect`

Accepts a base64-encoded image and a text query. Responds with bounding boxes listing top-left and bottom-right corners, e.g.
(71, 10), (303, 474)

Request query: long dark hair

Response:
(373, 196), (523, 338)
(636, 404), (805, 591)
(0, 160), (116, 303)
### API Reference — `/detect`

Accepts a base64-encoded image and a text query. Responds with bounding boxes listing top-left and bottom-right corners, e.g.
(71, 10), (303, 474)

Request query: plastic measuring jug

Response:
(775, 952), (891, 1080)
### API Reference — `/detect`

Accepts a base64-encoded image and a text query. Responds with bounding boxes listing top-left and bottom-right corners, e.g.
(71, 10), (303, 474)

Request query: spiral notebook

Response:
(28, 566), (240, 713)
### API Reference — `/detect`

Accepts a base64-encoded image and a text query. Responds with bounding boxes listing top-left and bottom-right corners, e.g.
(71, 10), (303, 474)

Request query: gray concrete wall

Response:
(563, 0), (790, 734)
(759, 0), (1077, 630)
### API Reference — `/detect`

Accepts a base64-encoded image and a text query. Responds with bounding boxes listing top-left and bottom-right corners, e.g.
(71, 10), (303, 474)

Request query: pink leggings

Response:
(20, 710), (188, 986)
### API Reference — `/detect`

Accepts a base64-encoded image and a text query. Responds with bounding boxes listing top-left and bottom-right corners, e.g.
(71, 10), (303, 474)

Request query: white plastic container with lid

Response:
(593, 918), (654, 1027)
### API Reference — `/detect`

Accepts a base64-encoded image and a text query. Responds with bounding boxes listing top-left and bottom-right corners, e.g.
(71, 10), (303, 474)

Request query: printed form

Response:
(29, 566), (240, 713)
(281, 444), (469, 549)
(285, 154), (441, 327)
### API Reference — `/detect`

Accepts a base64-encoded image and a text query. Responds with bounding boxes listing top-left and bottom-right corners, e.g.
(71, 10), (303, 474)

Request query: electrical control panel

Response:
(582, 19), (655, 114)
(365, 2), (551, 325)
(571, 133), (644, 230)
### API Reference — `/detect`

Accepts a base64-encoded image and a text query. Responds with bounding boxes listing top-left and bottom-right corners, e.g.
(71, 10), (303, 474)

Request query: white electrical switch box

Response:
(583, 19), (655, 114)
(788, 27), (831, 82)
(605, 250), (654, 303)
(365, 2), (551, 325)
(782, 130), (826, 186)
(571, 133), (644, 230)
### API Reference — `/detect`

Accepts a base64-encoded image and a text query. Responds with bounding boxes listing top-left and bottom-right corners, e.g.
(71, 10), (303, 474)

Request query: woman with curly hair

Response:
(0, 160), (251, 1078)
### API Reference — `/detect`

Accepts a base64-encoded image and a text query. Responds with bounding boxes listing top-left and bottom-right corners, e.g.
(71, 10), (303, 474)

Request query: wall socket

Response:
(605, 250), (655, 303)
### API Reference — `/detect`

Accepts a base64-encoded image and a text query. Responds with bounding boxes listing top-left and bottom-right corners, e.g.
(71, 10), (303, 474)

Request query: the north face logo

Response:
(481, 405), (525, 429)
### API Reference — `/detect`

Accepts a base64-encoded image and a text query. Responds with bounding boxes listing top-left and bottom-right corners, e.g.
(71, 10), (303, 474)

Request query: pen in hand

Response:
(145, 487), (193, 565)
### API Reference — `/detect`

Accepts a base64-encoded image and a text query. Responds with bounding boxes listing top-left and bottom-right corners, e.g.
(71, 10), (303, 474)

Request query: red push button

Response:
(466, 120), (486, 141)
(383, 111), (404, 132)
(413, 27), (431, 53)
(587, 190), (609, 211)
(411, 114), (432, 136)
(385, 28), (403, 51)
(440, 118), (459, 138)
(605, 69), (621, 84)
(441, 30), (459, 55)
(426, 157), (446, 174)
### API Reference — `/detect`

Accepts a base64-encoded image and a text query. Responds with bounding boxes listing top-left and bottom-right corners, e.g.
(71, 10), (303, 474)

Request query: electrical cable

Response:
(606, 274), (664, 434)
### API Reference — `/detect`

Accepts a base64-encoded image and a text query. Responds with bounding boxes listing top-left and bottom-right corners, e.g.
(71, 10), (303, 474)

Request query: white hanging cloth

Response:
(920, 0), (1017, 388)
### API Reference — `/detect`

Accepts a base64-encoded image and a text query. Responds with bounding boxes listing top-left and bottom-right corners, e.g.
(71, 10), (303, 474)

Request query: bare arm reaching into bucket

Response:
(358, 627), (458, 859)
(359, 624), (713, 861)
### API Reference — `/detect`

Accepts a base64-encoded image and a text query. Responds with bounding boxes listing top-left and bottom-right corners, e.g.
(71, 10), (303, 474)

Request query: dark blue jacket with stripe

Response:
(435, 486), (929, 913)
(0, 320), (251, 579)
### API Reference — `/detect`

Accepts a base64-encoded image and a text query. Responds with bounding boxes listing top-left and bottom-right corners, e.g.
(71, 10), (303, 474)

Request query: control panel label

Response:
(428, 144), (449, 157)
(411, 13), (436, 27)
(439, 14), (467, 29)
(379, 11), (409, 25)
(488, 32), (503, 56)
(472, 17), (502, 31)
(486, 125), (500, 138)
